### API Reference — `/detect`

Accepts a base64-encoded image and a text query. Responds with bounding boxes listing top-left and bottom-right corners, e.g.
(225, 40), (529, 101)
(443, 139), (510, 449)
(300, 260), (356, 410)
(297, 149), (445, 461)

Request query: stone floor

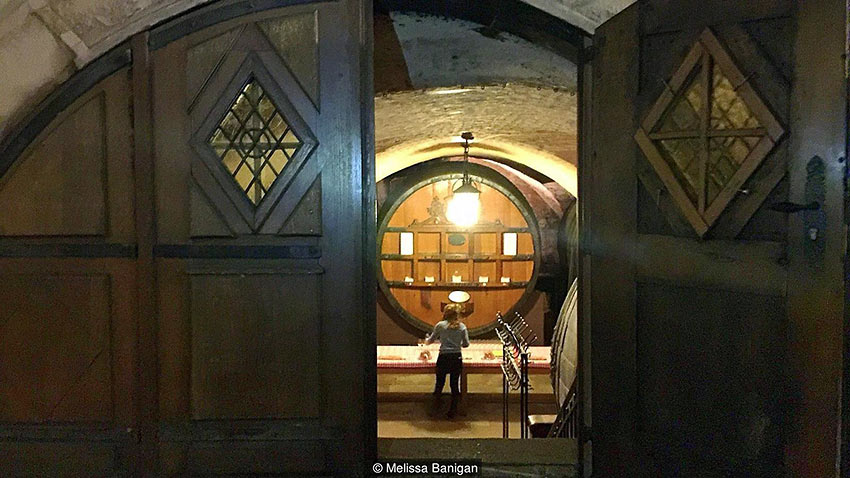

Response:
(378, 401), (558, 439)
(378, 372), (557, 439)
(375, 369), (578, 476)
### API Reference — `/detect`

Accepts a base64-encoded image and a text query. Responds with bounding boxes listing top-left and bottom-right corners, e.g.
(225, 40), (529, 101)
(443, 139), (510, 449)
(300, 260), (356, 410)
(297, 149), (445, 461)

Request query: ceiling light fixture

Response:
(446, 132), (481, 227)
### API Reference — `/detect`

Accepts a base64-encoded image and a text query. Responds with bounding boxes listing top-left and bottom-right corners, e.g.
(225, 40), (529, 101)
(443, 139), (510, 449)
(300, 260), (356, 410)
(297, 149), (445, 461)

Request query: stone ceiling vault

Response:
(0, 0), (634, 152)
(375, 84), (578, 195)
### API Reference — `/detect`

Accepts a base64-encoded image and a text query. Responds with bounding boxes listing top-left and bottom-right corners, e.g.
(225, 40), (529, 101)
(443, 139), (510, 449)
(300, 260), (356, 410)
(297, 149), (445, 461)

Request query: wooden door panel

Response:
(0, 71), (134, 242)
(0, 0), (371, 475)
(636, 283), (785, 475)
(635, 22), (792, 241)
(0, 96), (107, 236)
(171, 440), (332, 476)
(189, 270), (321, 419)
(0, 443), (119, 477)
(0, 273), (112, 422)
(0, 63), (137, 478)
(0, 258), (138, 474)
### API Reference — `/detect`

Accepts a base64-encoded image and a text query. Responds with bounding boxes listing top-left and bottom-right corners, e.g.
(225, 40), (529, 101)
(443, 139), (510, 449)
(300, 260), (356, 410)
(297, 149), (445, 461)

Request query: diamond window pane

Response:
(636, 30), (785, 235)
(222, 149), (241, 173)
(281, 129), (300, 145)
(711, 67), (761, 130)
(706, 136), (759, 205)
(659, 138), (702, 202)
(658, 66), (703, 133)
(268, 150), (288, 173)
(234, 165), (254, 190)
(207, 78), (303, 206)
(268, 114), (287, 139)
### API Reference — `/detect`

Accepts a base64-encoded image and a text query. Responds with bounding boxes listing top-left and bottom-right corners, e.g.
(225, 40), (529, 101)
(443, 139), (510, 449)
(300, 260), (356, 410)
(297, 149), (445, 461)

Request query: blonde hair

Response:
(443, 304), (463, 329)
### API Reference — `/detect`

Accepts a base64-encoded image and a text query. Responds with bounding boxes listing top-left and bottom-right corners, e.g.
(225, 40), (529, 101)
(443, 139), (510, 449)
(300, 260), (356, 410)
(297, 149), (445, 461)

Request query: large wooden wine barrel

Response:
(377, 162), (542, 336)
(550, 278), (578, 407)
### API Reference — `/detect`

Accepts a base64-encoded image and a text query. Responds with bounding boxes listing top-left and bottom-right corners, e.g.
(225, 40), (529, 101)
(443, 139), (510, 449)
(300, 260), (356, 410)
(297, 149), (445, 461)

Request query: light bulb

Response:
(446, 190), (480, 226)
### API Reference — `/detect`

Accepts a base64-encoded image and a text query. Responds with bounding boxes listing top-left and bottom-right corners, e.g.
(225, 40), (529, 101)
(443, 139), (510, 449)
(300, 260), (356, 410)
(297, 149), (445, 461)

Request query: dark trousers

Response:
(434, 352), (462, 396)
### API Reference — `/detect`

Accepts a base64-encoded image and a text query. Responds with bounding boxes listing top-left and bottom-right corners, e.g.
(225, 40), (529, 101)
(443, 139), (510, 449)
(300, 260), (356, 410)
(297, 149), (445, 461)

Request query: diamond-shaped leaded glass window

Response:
(207, 78), (302, 206)
(634, 29), (785, 237)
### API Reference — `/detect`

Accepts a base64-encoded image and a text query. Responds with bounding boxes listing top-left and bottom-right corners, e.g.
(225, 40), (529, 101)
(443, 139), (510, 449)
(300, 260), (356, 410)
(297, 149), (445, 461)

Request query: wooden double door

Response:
(0, 1), (374, 476)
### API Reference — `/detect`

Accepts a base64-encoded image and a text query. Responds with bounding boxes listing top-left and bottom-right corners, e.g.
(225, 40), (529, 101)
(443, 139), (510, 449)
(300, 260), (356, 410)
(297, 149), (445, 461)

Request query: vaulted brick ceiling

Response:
(374, 10), (584, 192)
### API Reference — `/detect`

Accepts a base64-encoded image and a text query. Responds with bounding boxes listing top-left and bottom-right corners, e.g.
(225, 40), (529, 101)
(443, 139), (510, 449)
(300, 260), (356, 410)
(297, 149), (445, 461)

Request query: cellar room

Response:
(372, 2), (579, 445)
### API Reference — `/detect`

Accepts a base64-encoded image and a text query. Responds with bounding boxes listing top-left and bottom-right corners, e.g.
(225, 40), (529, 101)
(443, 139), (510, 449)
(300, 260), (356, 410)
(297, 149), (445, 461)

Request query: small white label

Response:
(500, 276), (511, 283)
(503, 233), (518, 256)
(424, 276), (435, 283)
(452, 275), (462, 283)
(478, 276), (489, 283)
(403, 276), (414, 283)
(400, 232), (414, 255)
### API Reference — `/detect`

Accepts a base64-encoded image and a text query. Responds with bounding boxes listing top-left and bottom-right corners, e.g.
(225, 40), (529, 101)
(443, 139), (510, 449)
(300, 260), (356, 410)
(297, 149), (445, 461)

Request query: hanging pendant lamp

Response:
(446, 132), (481, 226)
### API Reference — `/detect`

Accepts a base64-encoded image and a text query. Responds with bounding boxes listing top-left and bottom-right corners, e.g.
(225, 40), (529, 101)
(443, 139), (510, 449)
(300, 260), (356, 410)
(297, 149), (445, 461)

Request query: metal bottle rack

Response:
(495, 311), (537, 438)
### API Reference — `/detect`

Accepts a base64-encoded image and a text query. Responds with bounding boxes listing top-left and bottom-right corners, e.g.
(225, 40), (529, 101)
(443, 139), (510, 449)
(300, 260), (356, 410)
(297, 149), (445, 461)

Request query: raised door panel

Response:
(154, 9), (322, 241)
(0, 443), (119, 477)
(189, 270), (321, 419)
(0, 70), (134, 241)
(0, 273), (112, 422)
(0, 259), (138, 474)
(636, 283), (785, 475)
(0, 95), (107, 236)
(635, 23), (791, 240)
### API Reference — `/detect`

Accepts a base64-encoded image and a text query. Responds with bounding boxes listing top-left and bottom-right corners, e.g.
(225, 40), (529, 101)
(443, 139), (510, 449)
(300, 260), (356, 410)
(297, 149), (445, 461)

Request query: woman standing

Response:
(425, 304), (470, 418)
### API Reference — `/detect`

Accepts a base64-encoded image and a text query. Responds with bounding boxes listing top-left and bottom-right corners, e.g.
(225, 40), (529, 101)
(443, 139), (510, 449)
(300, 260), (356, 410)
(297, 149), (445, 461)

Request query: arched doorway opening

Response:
(371, 3), (586, 470)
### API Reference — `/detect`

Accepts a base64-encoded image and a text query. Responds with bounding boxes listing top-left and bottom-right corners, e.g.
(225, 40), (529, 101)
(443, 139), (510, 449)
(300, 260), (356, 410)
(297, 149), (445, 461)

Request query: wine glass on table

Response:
(417, 337), (431, 362)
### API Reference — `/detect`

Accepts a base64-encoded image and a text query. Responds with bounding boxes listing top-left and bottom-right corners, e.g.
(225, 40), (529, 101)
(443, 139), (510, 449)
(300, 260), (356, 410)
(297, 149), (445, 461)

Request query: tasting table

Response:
(377, 341), (550, 396)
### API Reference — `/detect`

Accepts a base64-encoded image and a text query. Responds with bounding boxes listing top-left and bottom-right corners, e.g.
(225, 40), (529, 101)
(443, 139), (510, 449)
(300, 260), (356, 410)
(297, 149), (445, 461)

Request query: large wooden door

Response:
(584, 1), (845, 476)
(148, 1), (374, 476)
(0, 0), (373, 476)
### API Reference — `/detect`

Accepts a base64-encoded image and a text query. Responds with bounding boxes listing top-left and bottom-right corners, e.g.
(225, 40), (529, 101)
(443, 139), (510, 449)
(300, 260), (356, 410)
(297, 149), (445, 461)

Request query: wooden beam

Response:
(588, 6), (641, 473)
(698, 51), (711, 215)
(785, 0), (846, 475)
(649, 128), (767, 140)
(131, 32), (159, 476)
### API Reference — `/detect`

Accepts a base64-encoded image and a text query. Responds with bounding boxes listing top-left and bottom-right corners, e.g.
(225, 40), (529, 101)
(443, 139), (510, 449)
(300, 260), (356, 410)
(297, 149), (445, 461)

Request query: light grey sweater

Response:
(426, 320), (470, 353)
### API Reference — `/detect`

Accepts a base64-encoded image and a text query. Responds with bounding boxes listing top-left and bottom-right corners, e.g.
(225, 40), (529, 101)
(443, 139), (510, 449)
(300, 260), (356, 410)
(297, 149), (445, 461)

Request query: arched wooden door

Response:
(584, 1), (845, 476)
(0, 1), (374, 476)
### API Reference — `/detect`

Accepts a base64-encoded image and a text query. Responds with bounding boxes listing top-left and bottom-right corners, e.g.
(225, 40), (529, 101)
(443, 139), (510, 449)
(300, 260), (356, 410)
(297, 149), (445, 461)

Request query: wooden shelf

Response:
(384, 225), (530, 233)
(381, 253), (534, 261)
(386, 281), (530, 290)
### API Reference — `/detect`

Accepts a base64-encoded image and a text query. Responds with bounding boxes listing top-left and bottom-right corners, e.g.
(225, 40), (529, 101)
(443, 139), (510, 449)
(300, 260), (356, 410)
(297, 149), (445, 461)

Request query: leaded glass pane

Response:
(207, 78), (303, 206)
(659, 138), (702, 203)
(711, 67), (761, 130)
(658, 66), (704, 133)
(706, 136), (759, 205)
